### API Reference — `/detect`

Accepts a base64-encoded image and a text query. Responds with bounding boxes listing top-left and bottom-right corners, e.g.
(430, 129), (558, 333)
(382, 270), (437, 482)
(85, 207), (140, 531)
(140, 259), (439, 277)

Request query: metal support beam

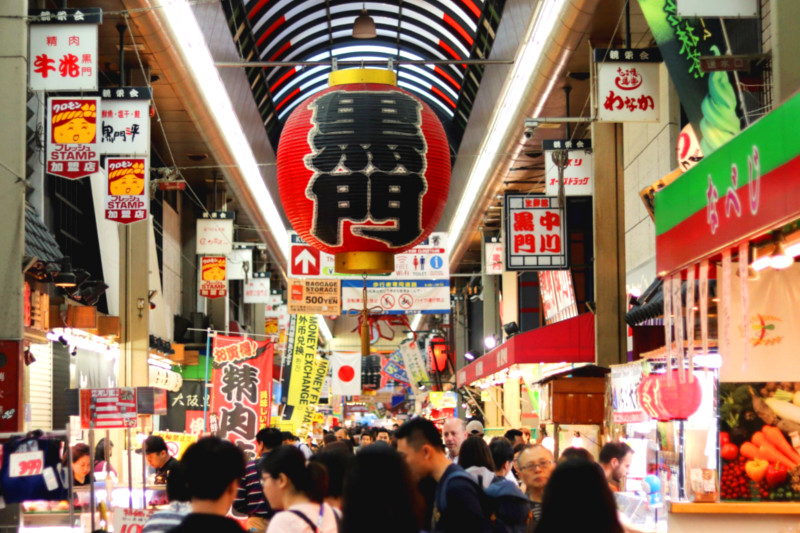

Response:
(216, 59), (514, 68)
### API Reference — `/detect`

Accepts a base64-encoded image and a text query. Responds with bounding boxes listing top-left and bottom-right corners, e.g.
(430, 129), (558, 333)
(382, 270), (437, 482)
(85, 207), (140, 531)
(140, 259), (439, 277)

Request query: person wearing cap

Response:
(139, 436), (178, 485)
(465, 420), (484, 438)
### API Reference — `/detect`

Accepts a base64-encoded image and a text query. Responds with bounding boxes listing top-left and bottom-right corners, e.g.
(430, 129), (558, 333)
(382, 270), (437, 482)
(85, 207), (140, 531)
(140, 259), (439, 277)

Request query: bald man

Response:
(442, 418), (468, 464)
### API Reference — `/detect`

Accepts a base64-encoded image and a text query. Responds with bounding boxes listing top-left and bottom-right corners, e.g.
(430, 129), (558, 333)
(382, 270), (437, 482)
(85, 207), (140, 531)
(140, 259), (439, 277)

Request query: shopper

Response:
(139, 435), (179, 485)
(458, 436), (497, 484)
(489, 437), (517, 481)
(558, 446), (594, 464)
(442, 417), (468, 463)
(466, 420), (485, 437)
(261, 445), (338, 533)
(374, 427), (392, 444)
(396, 417), (490, 533)
(310, 446), (354, 510)
(533, 459), (623, 533)
(93, 438), (118, 480)
(66, 443), (92, 487)
(516, 444), (555, 522)
(143, 463), (192, 533)
(504, 429), (525, 448)
(167, 436), (247, 533)
(598, 442), (634, 492)
(359, 431), (373, 447)
(234, 428), (282, 533)
(342, 442), (424, 533)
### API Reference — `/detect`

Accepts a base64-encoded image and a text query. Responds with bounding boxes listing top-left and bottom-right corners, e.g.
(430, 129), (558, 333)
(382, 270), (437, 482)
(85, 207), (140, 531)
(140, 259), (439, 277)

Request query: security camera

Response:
(524, 127), (535, 139)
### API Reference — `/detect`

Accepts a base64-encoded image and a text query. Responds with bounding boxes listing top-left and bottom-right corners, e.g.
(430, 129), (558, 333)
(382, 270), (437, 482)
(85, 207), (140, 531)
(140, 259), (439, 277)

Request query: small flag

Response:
(330, 352), (362, 396)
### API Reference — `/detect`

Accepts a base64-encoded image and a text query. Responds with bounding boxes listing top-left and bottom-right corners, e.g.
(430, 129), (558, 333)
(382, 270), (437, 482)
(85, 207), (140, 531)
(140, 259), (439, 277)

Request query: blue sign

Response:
(429, 256), (443, 270)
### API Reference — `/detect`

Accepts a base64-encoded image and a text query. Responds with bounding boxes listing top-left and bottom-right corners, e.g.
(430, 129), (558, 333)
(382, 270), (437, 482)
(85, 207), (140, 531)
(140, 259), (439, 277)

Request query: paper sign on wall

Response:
(104, 157), (149, 224)
(46, 96), (100, 179)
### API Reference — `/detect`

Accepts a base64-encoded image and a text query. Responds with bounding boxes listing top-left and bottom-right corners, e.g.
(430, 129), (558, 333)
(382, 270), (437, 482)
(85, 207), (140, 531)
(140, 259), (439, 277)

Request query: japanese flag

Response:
(330, 352), (362, 396)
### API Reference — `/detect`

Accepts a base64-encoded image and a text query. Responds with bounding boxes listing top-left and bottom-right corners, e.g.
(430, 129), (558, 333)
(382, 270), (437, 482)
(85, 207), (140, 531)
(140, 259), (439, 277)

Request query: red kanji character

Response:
(637, 95), (655, 110)
(81, 54), (92, 64)
(68, 36), (80, 46)
(549, 178), (557, 185)
(624, 97), (638, 112)
(58, 54), (80, 77)
(604, 90), (624, 110)
(514, 212), (534, 232)
(540, 234), (561, 253)
(33, 54), (56, 78)
(539, 211), (561, 231)
(81, 67), (92, 76)
(514, 234), (535, 254)
(46, 36), (57, 46)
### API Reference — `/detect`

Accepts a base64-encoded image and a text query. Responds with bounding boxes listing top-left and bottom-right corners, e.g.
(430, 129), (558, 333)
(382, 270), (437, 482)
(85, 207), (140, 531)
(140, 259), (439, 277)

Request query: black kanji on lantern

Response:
(305, 90), (428, 248)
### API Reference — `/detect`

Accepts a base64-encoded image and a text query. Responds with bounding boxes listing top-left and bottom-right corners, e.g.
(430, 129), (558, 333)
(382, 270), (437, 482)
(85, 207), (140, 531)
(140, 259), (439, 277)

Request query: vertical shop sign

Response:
(484, 237), (503, 275)
(99, 87), (151, 155)
(0, 341), (22, 432)
(226, 246), (253, 281)
(210, 335), (273, 453)
(244, 273), (271, 304)
(399, 339), (430, 394)
(504, 194), (567, 270)
(595, 48), (662, 122)
(196, 212), (234, 255)
(284, 357), (329, 428)
(200, 256), (227, 299)
(104, 157), (149, 224)
(46, 96), (101, 179)
(543, 140), (594, 197)
(538, 271), (578, 325)
(280, 315), (320, 424)
(28, 9), (102, 92)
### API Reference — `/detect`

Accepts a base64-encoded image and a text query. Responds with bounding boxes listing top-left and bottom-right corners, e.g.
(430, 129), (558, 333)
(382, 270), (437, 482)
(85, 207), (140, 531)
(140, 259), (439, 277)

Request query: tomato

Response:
(721, 442), (739, 462)
(721, 431), (731, 446)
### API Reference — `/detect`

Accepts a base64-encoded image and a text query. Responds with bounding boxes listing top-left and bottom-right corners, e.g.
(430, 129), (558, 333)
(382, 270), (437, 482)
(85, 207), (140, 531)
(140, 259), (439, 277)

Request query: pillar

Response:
(118, 223), (149, 387)
(770, 0), (800, 105)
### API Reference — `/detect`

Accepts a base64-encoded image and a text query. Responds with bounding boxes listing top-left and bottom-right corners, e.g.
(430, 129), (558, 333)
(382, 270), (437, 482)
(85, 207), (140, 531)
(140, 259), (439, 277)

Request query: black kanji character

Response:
(220, 364), (259, 403)
(219, 404), (257, 440)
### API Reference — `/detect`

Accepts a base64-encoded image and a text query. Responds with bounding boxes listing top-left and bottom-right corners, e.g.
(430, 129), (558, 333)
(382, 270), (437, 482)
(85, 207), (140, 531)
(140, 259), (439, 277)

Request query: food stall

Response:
(654, 91), (800, 530)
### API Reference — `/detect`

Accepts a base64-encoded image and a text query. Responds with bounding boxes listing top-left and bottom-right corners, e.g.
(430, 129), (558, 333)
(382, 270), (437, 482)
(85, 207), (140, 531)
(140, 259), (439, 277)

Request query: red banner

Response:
(210, 335), (273, 454)
(0, 341), (22, 432)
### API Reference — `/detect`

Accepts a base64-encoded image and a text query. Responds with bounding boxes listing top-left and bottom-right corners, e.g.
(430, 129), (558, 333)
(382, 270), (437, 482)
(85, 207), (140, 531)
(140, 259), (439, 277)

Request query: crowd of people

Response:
(68, 419), (636, 533)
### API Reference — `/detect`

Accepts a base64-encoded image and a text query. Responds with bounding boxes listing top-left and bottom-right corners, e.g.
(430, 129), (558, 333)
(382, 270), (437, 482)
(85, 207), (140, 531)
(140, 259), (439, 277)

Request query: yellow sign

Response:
(289, 357), (330, 429)
(153, 431), (198, 459)
(287, 278), (341, 315)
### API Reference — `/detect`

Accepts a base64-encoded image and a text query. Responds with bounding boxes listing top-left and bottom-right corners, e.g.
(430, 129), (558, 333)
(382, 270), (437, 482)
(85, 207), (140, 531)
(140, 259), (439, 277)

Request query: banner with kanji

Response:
(104, 157), (148, 224)
(282, 357), (329, 431)
(46, 96), (100, 179)
(160, 380), (207, 434)
(210, 335), (273, 454)
(200, 256), (227, 299)
(280, 315), (319, 405)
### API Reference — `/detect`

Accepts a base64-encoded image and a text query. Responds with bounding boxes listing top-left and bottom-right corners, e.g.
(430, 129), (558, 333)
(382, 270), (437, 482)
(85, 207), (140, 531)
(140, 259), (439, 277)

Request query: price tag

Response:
(9, 450), (44, 477)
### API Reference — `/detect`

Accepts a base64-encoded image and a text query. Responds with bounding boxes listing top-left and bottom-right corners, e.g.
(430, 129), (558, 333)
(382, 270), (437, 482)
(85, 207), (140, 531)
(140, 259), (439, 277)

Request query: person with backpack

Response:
(460, 436), (532, 533)
(396, 417), (491, 533)
(261, 445), (339, 533)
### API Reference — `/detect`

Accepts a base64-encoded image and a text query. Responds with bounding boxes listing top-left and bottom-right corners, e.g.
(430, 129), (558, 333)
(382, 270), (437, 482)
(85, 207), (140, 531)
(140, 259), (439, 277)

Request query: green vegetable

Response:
(775, 389), (795, 402)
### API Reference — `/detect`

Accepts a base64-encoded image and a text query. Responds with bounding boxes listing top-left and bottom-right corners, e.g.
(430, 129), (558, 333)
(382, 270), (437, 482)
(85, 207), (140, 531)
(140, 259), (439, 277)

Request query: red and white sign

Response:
(504, 195), (567, 271)
(330, 352), (362, 396)
(29, 23), (98, 92)
(200, 256), (227, 299)
(8, 450), (44, 478)
(290, 245), (321, 277)
(539, 270), (579, 325)
(79, 388), (137, 429)
(104, 157), (149, 224)
(196, 215), (234, 255)
(543, 141), (594, 197)
(113, 508), (156, 533)
(244, 274), (271, 304)
(485, 239), (503, 275)
(677, 123), (703, 173)
(46, 96), (101, 180)
(99, 92), (150, 156)
(597, 59), (660, 122)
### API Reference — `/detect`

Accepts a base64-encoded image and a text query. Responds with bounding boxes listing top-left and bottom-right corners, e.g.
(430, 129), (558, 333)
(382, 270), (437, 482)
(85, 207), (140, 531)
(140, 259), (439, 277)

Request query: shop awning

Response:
(457, 313), (595, 387)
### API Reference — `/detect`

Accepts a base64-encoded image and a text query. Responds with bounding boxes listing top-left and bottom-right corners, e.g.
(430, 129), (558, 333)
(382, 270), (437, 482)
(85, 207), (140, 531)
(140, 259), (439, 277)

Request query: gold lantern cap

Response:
(328, 68), (397, 87)
(335, 251), (394, 275)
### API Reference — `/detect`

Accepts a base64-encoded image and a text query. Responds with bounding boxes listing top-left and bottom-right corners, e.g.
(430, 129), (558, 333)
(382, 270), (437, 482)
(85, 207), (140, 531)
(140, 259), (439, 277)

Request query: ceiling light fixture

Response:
(484, 335), (498, 350)
(352, 6), (377, 39)
(771, 235), (794, 270)
(54, 256), (77, 288)
(464, 351), (475, 361)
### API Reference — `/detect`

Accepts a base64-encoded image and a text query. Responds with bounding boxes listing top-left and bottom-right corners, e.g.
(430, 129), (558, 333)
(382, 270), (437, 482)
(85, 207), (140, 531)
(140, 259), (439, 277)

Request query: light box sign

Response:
(504, 194), (567, 271)
(595, 48), (662, 123)
(244, 273), (271, 304)
(200, 256), (227, 299)
(99, 87), (151, 155)
(104, 157), (149, 224)
(196, 213), (234, 255)
(676, 0), (758, 18)
(543, 139), (594, 197)
(28, 8), (102, 92)
(46, 96), (100, 179)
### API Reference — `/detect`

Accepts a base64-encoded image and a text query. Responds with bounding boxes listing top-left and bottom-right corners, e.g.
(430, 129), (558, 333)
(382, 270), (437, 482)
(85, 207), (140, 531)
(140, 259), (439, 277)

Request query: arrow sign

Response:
(290, 246), (320, 276)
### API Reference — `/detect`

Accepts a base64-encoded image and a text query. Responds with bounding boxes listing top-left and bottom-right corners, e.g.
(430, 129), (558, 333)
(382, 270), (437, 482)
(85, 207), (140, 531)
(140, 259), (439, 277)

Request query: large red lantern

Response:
(427, 336), (450, 373)
(636, 370), (703, 421)
(636, 374), (671, 422)
(277, 69), (450, 274)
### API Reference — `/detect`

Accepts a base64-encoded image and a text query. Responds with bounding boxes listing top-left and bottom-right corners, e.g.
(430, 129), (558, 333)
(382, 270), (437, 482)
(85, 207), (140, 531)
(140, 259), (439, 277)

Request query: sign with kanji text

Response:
(538, 270), (579, 324)
(244, 273), (271, 304)
(341, 279), (450, 314)
(104, 157), (149, 224)
(99, 87), (151, 155)
(595, 48), (661, 123)
(112, 507), (155, 533)
(79, 388), (137, 429)
(152, 431), (197, 459)
(484, 237), (503, 275)
(287, 278), (341, 315)
(46, 96), (100, 179)
(676, 0), (758, 18)
(699, 55), (752, 73)
(610, 361), (648, 424)
(200, 256), (227, 299)
(196, 213), (234, 255)
(543, 140), (594, 197)
(504, 194), (567, 271)
(29, 11), (101, 92)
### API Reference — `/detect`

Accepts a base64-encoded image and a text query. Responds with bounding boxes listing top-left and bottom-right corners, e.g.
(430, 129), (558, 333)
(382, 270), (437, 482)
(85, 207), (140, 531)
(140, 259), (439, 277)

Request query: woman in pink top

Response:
(262, 445), (339, 533)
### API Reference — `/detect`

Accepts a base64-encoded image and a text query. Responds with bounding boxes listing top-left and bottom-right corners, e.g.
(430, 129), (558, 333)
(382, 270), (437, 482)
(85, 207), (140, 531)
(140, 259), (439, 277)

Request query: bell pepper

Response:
(746, 459), (769, 482)
(766, 462), (788, 488)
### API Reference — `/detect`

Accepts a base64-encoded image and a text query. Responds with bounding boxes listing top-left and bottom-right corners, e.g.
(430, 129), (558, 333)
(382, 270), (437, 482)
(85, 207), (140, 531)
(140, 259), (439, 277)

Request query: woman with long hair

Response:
(534, 459), (624, 533)
(262, 445), (337, 533)
(342, 444), (423, 533)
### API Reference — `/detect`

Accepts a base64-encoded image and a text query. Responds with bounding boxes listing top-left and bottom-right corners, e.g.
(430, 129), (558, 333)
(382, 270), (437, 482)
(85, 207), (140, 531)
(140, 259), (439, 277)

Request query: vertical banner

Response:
(672, 272), (685, 382)
(210, 335), (273, 453)
(200, 256), (227, 299)
(686, 264), (696, 381)
(280, 315), (319, 406)
(104, 157), (149, 224)
(399, 339), (430, 394)
(721, 249), (733, 363)
(663, 276), (673, 380)
(46, 96), (100, 179)
(484, 237), (503, 275)
(0, 341), (22, 432)
(738, 242), (750, 370)
(284, 357), (329, 429)
(699, 260), (710, 375)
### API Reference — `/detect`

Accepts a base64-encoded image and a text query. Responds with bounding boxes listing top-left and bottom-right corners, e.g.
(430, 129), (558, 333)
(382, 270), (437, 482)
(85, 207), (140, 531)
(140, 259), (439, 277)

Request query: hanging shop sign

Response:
(265, 304), (289, 351)
(610, 362), (648, 424)
(280, 315), (319, 404)
(484, 237), (503, 275)
(543, 140), (594, 197)
(161, 380), (208, 434)
(46, 96), (100, 179)
(655, 92), (800, 274)
(199, 256), (227, 299)
(99, 87), (152, 156)
(226, 245), (253, 281)
(595, 48), (662, 123)
(676, 0), (758, 18)
(244, 272), (271, 304)
(0, 341), (22, 432)
(210, 335), (273, 454)
(538, 270), (579, 325)
(287, 278), (341, 315)
(399, 339), (430, 393)
(282, 357), (329, 429)
(276, 69), (450, 274)
(28, 8), (102, 92)
(504, 194), (568, 271)
(341, 279), (450, 315)
(196, 212), (234, 255)
(104, 156), (149, 224)
(677, 124), (703, 173)
(79, 388), (137, 429)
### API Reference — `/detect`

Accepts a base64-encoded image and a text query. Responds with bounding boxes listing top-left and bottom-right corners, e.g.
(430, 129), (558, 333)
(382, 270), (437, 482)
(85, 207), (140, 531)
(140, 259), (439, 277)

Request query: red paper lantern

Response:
(636, 370), (703, 421)
(636, 374), (671, 421)
(277, 69), (450, 274)
(428, 336), (449, 373)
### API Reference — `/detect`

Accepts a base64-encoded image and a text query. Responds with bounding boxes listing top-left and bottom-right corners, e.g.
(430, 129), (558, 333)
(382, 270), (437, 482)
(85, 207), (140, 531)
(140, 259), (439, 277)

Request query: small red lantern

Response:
(277, 69), (450, 274)
(637, 374), (671, 421)
(636, 370), (703, 421)
(428, 336), (450, 373)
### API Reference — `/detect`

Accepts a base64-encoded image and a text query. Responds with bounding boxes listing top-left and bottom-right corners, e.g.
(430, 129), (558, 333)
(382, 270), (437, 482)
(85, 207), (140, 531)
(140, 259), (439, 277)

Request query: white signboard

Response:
(29, 22), (99, 92)
(99, 89), (151, 155)
(543, 140), (594, 197)
(484, 238), (503, 275)
(226, 247), (253, 280)
(610, 362), (648, 425)
(341, 279), (450, 315)
(244, 274), (271, 304)
(196, 214), (234, 255)
(538, 270), (579, 325)
(677, 0), (758, 18)
(46, 96), (101, 180)
(504, 195), (567, 271)
(596, 48), (661, 123)
(113, 508), (156, 533)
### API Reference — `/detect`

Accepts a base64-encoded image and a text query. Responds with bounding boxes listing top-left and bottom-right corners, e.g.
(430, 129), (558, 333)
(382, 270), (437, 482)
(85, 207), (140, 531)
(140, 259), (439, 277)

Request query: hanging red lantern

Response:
(427, 336), (449, 373)
(277, 69), (451, 274)
(658, 369), (702, 420)
(636, 374), (671, 422)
